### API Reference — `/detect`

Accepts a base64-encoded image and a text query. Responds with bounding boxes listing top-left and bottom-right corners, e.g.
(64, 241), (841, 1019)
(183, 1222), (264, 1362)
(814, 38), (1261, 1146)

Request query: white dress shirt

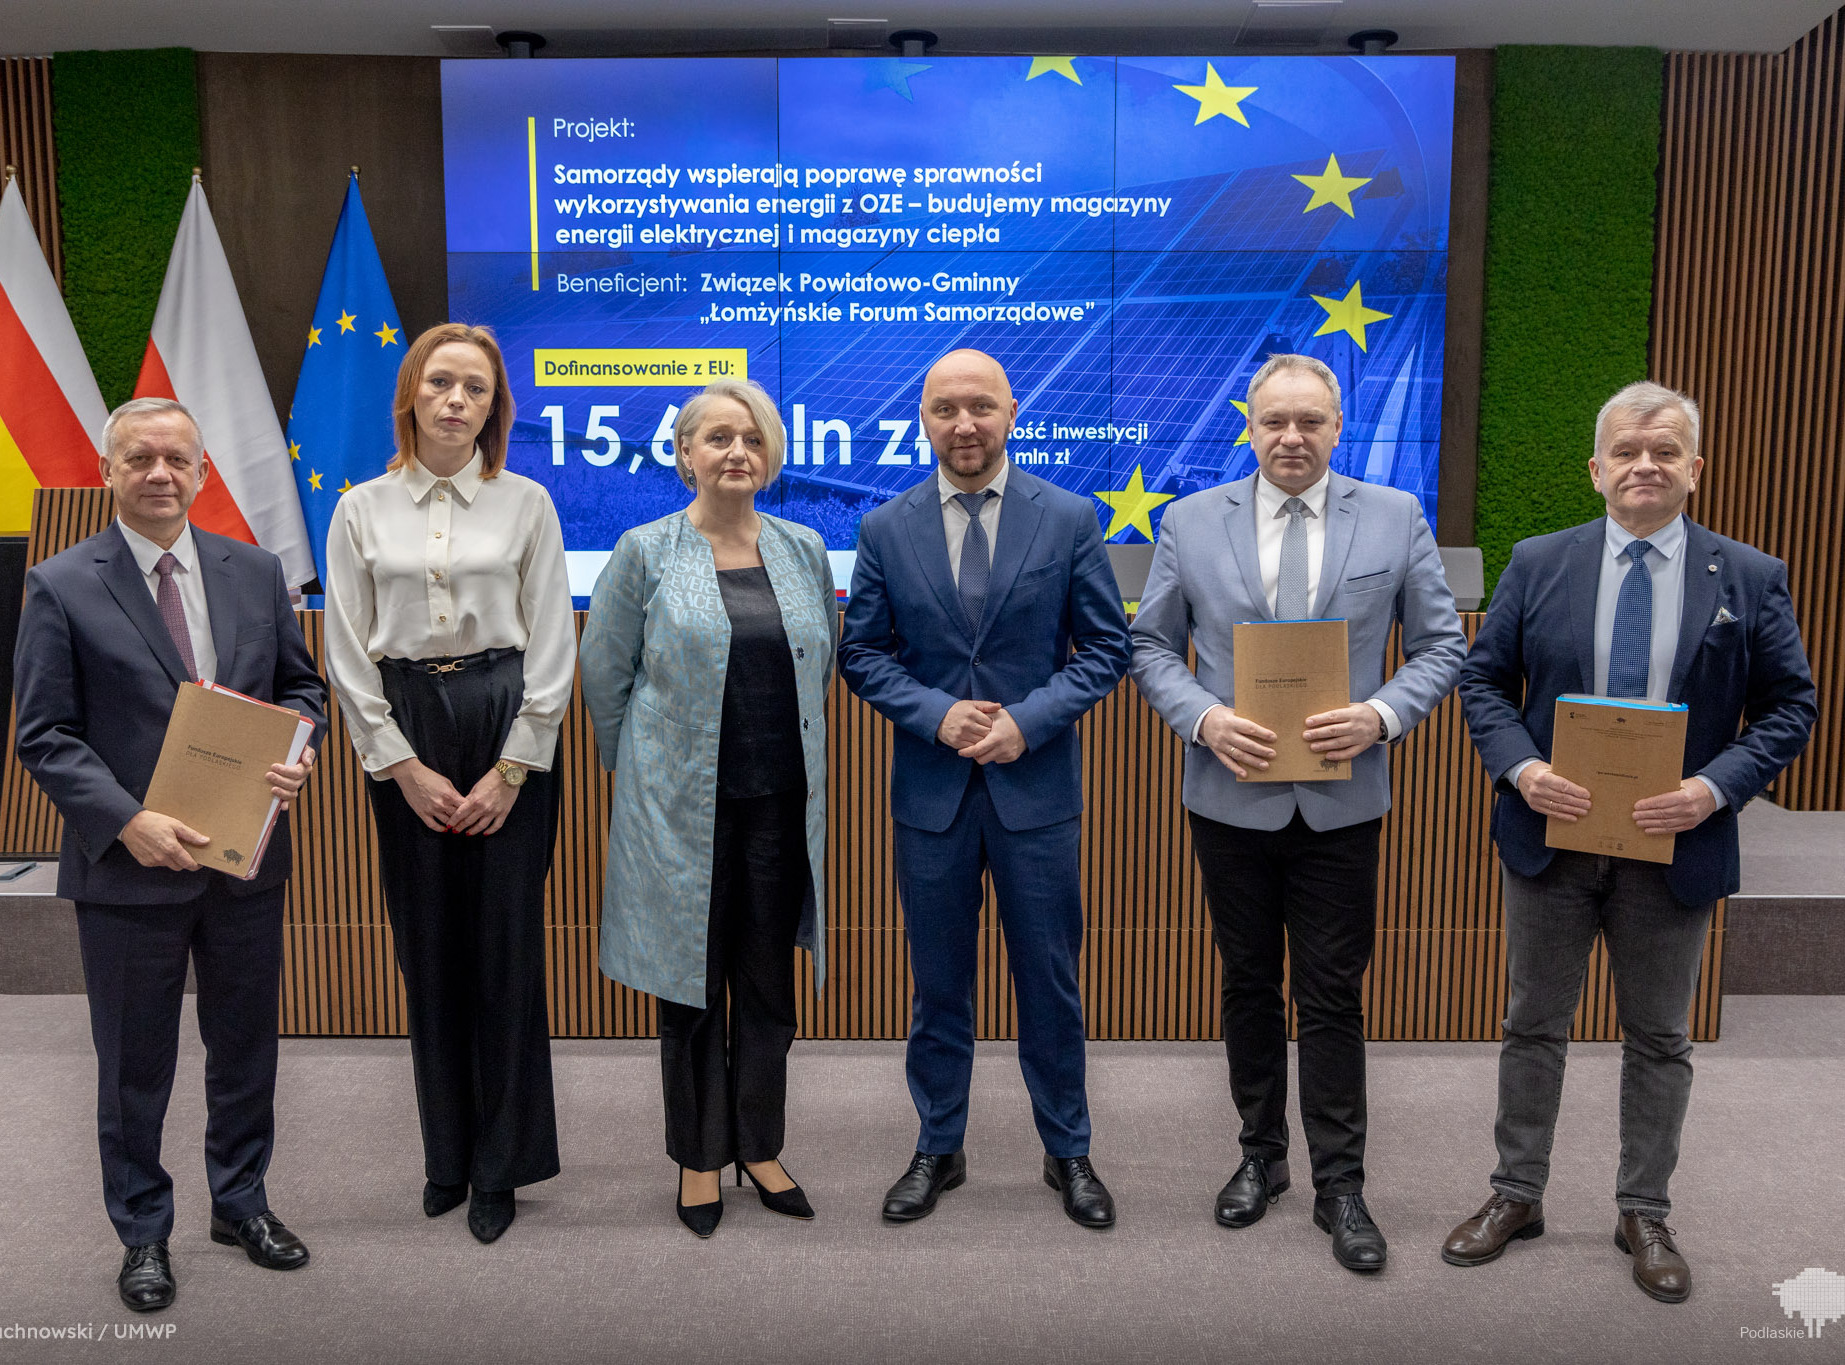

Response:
(939, 458), (1008, 584)
(1192, 470), (1400, 744)
(117, 519), (217, 684)
(323, 451), (578, 774)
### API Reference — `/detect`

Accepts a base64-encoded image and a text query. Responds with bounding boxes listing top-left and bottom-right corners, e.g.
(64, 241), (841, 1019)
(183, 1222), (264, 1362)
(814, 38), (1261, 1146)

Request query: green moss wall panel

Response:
(1476, 46), (1663, 590)
(52, 49), (200, 409)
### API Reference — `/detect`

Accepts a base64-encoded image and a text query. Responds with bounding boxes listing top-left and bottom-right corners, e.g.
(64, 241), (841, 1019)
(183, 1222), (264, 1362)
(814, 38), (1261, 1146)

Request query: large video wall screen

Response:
(442, 56), (1455, 589)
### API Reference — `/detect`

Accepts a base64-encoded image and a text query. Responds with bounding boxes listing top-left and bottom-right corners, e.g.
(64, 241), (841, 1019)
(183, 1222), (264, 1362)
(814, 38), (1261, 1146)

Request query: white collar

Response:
(118, 519), (198, 577)
(1605, 512), (1685, 560)
(1255, 469), (1331, 519)
(937, 457), (1010, 505)
(402, 448), (485, 506)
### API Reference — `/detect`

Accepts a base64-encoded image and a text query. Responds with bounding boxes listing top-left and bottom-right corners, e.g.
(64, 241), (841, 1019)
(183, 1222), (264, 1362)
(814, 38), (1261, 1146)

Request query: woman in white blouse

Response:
(323, 323), (576, 1245)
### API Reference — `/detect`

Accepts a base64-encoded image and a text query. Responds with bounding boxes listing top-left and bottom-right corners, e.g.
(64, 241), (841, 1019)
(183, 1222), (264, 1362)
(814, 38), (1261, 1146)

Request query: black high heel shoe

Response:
(676, 1168), (723, 1238)
(736, 1160), (815, 1220)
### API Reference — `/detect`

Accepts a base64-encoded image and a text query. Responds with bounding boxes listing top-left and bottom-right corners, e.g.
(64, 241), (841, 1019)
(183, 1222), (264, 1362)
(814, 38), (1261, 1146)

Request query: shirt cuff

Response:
(1365, 699), (1401, 743)
(1190, 703), (1225, 746)
(1694, 774), (1729, 811)
(501, 716), (559, 772)
(355, 723), (416, 776)
(1506, 758), (1539, 791)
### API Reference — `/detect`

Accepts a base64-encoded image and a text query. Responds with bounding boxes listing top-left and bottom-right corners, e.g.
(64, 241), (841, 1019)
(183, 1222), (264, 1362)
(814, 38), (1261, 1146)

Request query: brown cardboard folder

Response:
(142, 682), (312, 879)
(1231, 619), (1351, 783)
(1544, 694), (1689, 865)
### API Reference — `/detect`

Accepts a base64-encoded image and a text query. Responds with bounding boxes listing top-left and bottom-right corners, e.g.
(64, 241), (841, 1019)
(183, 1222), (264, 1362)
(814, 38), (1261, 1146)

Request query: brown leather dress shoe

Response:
(1441, 1193), (1545, 1266)
(1615, 1212), (1691, 1303)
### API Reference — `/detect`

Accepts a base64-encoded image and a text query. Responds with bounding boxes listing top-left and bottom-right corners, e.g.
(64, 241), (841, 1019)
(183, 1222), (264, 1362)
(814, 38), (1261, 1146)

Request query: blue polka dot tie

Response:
(1606, 539), (1654, 698)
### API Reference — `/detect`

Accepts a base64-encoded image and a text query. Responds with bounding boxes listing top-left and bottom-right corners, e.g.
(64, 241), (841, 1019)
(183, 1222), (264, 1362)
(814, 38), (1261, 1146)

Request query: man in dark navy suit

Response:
(839, 350), (1130, 1228)
(14, 398), (326, 1312)
(1442, 382), (1815, 1303)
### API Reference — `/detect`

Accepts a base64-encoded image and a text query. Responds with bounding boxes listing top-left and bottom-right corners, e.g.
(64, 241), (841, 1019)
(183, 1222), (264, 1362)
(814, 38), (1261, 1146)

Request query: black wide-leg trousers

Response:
(367, 651), (561, 1193)
(657, 793), (807, 1172)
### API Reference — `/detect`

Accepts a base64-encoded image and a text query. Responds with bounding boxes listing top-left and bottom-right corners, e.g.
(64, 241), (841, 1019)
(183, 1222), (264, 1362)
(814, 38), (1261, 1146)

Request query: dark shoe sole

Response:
(209, 1226), (310, 1270)
(1313, 1209), (1387, 1273)
(1042, 1171), (1116, 1229)
(1215, 1177), (1290, 1229)
(881, 1167), (966, 1223)
(1614, 1231), (1691, 1303)
(119, 1289), (174, 1313)
(1440, 1220), (1545, 1267)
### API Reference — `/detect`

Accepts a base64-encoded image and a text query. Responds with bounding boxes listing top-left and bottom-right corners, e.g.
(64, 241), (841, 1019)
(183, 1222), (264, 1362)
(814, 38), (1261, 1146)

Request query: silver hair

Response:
(1247, 353), (1342, 414)
(100, 397), (203, 462)
(672, 379), (786, 491)
(1593, 381), (1701, 460)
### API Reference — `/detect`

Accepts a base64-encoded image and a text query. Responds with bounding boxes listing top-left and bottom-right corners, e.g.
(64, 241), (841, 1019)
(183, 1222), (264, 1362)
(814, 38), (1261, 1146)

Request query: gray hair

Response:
(1247, 353), (1342, 415)
(672, 379), (786, 491)
(100, 397), (203, 463)
(1593, 381), (1701, 460)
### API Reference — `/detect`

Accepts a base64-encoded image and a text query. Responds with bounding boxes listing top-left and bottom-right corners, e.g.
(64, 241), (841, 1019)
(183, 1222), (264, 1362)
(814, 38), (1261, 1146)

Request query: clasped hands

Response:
(1198, 704), (1383, 779)
(386, 756), (523, 836)
(1516, 763), (1717, 836)
(121, 746), (319, 872)
(937, 698), (1027, 765)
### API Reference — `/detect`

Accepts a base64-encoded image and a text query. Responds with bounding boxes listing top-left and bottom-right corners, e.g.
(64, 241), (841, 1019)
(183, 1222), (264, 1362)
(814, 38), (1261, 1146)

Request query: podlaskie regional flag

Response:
(0, 174), (109, 535)
(286, 172), (403, 588)
(133, 176), (315, 587)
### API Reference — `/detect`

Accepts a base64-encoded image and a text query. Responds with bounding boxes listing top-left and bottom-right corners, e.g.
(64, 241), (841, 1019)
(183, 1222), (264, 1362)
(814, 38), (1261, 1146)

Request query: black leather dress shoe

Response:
(118, 1240), (175, 1312)
(881, 1150), (966, 1222)
(210, 1211), (310, 1270)
(467, 1189), (516, 1244)
(1313, 1192), (1388, 1272)
(1215, 1155), (1290, 1229)
(424, 1180), (467, 1218)
(1043, 1155), (1116, 1229)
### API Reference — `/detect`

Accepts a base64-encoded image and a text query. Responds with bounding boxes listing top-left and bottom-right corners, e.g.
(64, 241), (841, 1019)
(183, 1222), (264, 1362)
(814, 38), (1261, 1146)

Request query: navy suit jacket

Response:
(838, 464), (1131, 833)
(13, 522), (327, 904)
(1459, 516), (1816, 906)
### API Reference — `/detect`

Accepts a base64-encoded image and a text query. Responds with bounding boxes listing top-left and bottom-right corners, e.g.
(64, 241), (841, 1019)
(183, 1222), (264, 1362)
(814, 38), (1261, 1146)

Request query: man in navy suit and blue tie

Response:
(13, 398), (326, 1311)
(1130, 353), (1466, 1272)
(839, 349), (1131, 1228)
(1441, 382), (1815, 1303)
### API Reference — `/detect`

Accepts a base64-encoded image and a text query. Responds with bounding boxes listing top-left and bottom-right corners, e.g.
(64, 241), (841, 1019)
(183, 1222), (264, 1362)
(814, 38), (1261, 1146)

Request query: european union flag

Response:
(286, 173), (403, 589)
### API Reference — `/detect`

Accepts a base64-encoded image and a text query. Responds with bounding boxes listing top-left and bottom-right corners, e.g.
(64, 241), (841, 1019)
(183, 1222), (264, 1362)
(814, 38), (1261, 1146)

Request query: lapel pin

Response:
(1707, 564), (1717, 573)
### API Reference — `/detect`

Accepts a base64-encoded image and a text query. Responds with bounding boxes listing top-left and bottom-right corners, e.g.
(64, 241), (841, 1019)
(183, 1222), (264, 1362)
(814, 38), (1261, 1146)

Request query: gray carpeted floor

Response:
(1, 994), (1840, 1364)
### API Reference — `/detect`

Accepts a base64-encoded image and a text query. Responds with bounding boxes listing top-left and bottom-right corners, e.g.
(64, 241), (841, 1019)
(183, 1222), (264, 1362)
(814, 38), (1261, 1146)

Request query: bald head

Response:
(921, 349), (1018, 491)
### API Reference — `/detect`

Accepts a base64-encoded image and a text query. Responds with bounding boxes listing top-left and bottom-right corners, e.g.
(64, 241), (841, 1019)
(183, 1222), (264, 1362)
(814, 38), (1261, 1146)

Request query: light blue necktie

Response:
(1276, 497), (1310, 620)
(1607, 539), (1655, 698)
(955, 490), (995, 631)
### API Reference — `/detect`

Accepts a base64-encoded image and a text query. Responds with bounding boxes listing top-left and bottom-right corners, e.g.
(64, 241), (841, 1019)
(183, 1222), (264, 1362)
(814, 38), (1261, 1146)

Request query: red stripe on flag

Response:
(133, 340), (258, 545)
(0, 284), (105, 488)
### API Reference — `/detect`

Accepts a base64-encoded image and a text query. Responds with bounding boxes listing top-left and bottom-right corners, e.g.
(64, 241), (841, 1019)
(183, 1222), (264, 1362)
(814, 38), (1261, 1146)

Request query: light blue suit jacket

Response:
(579, 510), (837, 1007)
(1129, 472), (1465, 832)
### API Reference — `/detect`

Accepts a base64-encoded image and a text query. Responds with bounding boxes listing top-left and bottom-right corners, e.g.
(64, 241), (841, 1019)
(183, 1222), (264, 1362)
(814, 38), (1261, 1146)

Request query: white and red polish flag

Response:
(133, 178), (314, 586)
(0, 175), (109, 535)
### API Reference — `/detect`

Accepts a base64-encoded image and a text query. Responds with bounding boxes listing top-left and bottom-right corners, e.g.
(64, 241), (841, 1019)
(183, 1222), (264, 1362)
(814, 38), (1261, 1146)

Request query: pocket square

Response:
(1713, 606), (1738, 625)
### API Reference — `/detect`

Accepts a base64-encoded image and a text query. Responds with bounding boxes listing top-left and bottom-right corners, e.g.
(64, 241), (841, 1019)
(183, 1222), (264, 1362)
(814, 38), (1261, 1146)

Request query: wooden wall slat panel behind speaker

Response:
(0, 488), (1725, 1043)
(0, 57), (62, 283)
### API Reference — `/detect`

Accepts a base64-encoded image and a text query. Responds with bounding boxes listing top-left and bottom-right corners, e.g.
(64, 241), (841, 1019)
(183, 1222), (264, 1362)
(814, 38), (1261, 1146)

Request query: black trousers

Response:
(75, 878), (285, 1247)
(1189, 809), (1381, 1197)
(657, 793), (807, 1171)
(367, 651), (561, 1192)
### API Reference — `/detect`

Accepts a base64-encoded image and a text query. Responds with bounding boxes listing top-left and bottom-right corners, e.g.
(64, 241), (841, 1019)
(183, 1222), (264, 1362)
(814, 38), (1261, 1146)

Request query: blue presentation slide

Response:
(442, 55), (1455, 591)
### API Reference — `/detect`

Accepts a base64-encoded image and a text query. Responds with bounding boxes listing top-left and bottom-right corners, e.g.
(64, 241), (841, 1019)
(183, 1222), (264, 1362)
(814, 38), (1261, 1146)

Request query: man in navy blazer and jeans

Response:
(839, 349), (1130, 1228)
(1443, 381), (1815, 1303)
(13, 398), (326, 1312)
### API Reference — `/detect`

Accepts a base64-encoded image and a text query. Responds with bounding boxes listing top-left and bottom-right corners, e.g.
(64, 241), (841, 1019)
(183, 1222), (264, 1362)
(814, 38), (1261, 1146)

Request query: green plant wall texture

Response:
(1476, 46), (1663, 591)
(52, 49), (201, 409)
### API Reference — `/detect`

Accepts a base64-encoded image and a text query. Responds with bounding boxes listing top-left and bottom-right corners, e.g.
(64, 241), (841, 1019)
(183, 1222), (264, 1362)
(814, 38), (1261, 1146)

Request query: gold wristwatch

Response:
(494, 760), (527, 788)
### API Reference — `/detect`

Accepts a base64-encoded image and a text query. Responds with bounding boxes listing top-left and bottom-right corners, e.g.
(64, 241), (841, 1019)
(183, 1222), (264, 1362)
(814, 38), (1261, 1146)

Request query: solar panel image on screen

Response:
(441, 54), (1455, 590)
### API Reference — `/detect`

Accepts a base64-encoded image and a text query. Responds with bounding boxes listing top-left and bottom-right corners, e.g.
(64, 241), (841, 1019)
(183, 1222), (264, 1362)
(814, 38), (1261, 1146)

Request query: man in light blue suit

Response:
(1130, 354), (1465, 1272)
(839, 349), (1130, 1229)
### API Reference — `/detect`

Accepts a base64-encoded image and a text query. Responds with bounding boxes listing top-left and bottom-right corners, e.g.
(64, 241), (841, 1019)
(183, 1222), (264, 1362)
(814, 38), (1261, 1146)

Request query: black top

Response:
(715, 567), (806, 799)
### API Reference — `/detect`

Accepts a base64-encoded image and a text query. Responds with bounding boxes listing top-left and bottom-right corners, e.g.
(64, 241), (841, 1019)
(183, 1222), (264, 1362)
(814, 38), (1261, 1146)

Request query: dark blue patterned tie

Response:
(1607, 539), (1654, 698)
(955, 490), (995, 631)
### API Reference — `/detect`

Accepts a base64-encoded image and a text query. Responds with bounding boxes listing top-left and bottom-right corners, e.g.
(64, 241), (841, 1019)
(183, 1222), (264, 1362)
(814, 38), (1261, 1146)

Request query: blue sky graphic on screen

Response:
(442, 55), (1454, 592)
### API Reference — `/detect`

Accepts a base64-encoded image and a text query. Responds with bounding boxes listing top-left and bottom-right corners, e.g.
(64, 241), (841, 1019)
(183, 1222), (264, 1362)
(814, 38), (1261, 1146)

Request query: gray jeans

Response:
(1491, 851), (1713, 1217)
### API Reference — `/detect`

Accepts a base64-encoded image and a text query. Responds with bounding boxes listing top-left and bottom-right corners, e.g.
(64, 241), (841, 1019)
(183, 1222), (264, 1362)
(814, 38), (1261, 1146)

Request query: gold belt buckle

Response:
(425, 659), (465, 675)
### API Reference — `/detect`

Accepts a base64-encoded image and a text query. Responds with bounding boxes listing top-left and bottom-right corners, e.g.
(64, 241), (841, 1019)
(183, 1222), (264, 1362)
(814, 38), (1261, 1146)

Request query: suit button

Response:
(802, 719), (809, 730)
(973, 656), (982, 666)
(796, 646), (805, 659)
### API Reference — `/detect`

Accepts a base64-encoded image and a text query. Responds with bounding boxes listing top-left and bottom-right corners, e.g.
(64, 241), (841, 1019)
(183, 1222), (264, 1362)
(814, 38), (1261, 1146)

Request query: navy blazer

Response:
(839, 464), (1131, 834)
(13, 522), (327, 904)
(1459, 516), (1816, 906)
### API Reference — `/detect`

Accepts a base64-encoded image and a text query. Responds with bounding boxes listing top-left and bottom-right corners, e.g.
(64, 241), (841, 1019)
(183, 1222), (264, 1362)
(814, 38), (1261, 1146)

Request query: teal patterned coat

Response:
(580, 510), (837, 1007)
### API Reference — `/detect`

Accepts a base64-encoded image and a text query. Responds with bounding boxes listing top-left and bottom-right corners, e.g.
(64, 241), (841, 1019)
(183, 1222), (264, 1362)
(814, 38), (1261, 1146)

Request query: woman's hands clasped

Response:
(386, 756), (521, 835)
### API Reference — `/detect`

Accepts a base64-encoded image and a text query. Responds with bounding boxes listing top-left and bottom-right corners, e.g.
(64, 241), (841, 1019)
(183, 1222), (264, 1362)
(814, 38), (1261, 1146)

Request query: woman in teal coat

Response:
(580, 378), (836, 1238)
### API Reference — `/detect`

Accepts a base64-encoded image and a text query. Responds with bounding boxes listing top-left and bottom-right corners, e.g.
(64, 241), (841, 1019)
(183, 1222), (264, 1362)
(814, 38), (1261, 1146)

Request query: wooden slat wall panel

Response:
(0, 57), (61, 283)
(0, 488), (1724, 1041)
(1655, 15), (1845, 811)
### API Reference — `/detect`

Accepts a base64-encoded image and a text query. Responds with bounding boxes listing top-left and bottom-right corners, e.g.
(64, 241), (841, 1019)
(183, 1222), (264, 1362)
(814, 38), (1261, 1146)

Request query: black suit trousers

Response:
(1189, 809), (1381, 1197)
(75, 877), (286, 1247)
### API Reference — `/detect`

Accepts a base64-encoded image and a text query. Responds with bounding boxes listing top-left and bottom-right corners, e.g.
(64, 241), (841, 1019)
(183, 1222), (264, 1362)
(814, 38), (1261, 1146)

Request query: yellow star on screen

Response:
(1232, 399), (1252, 445)
(338, 479), (354, 495)
(1173, 63), (1257, 127)
(288, 440), (301, 461)
(307, 326), (322, 348)
(307, 469), (323, 491)
(1094, 465), (1176, 542)
(375, 322), (400, 346)
(1293, 154), (1372, 217)
(1026, 57), (1081, 84)
(1310, 281), (1392, 351)
(335, 310), (357, 333)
